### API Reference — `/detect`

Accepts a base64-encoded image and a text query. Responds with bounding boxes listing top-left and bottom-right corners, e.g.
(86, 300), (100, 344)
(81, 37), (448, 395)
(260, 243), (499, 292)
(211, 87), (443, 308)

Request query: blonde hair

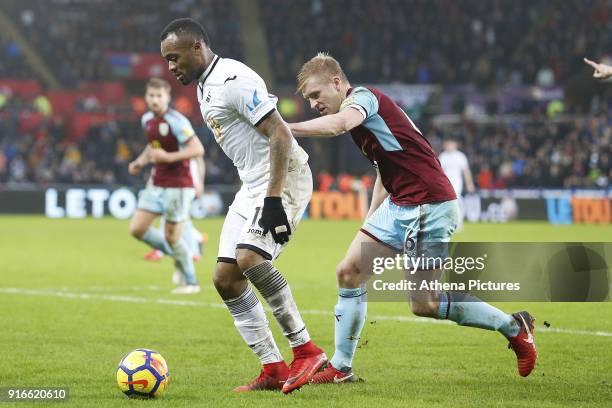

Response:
(296, 52), (348, 93)
(146, 77), (171, 93)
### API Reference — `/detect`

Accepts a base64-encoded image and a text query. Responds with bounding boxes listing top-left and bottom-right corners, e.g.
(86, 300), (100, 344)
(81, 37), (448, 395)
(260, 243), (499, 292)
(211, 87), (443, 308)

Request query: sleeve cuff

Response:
(345, 104), (368, 120)
(254, 108), (276, 127)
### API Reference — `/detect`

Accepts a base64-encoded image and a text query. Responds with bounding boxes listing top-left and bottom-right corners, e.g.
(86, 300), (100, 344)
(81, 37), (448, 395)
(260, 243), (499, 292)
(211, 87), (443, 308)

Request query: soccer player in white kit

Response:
(438, 139), (475, 230)
(160, 18), (326, 393)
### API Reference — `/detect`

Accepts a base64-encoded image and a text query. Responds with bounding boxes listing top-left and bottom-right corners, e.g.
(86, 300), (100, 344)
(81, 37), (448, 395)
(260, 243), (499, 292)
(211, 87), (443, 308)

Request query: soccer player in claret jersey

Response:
(128, 78), (204, 294)
(159, 18), (326, 393)
(289, 53), (537, 384)
(143, 157), (208, 265)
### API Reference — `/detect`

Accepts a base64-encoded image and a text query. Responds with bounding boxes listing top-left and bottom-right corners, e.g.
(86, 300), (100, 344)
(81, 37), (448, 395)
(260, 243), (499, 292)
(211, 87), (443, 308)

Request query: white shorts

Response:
(217, 164), (313, 263)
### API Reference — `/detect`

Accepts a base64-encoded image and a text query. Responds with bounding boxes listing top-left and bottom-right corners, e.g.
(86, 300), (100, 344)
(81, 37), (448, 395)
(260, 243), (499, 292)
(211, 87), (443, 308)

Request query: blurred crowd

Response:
(2, 0), (608, 87)
(427, 113), (611, 189)
(1, 0), (243, 86)
(2, 91), (609, 190)
(0, 96), (238, 186)
(261, 0), (609, 87)
(0, 0), (610, 190)
(0, 36), (35, 80)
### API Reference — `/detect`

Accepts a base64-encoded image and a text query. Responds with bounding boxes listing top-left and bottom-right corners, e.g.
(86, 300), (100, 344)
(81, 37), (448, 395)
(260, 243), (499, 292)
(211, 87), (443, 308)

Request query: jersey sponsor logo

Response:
(247, 227), (264, 236)
(247, 90), (262, 112)
(159, 123), (169, 137)
(224, 75), (237, 83)
(207, 118), (223, 141)
(205, 91), (212, 103)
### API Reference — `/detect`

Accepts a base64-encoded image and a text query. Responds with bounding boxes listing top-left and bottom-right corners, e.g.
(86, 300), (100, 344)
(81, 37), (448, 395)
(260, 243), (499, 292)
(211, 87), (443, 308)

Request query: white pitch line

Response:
(85, 285), (164, 292)
(0, 287), (226, 309)
(1, 287), (611, 338)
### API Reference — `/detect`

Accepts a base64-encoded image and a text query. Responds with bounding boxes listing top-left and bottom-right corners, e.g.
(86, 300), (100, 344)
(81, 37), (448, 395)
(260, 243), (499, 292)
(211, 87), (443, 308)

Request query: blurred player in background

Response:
(128, 77), (204, 294)
(160, 18), (326, 393)
(584, 57), (612, 80)
(438, 139), (475, 231)
(289, 53), (537, 384)
(143, 157), (208, 268)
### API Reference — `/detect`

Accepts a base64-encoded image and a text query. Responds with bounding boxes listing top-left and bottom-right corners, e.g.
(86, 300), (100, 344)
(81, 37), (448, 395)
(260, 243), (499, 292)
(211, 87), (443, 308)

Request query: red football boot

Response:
(144, 249), (164, 261)
(282, 341), (327, 394)
(310, 363), (356, 384)
(233, 361), (289, 392)
(507, 311), (537, 377)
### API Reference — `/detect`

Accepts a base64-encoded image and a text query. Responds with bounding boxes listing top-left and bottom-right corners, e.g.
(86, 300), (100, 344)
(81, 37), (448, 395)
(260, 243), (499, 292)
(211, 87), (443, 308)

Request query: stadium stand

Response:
(429, 114), (611, 189)
(0, 0), (609, 189)
(2, 0), (243, 86)
(260, 0), (610, 87)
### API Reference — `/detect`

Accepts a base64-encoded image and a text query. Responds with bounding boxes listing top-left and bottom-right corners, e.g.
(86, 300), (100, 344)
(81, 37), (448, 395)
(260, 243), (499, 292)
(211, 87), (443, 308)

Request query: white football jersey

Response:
(439, 150), (469, 195)
(197, 55), (308, 188)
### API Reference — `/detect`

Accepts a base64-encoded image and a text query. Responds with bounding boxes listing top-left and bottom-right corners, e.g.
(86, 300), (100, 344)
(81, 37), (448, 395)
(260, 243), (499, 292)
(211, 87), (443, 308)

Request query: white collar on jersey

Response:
(198, 54), (220, 88)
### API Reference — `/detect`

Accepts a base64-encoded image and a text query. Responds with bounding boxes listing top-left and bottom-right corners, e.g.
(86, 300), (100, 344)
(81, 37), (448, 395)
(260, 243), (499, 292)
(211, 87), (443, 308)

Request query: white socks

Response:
(244, 261), (311, 347)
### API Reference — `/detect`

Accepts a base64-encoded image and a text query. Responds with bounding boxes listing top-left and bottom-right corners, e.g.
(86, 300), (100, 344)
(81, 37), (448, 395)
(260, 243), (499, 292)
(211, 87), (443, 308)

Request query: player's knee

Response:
(410, 300), (438, 317)
(235, 248), (265, 272)
(165, 232), (178, 246)
(336, 260), (361, 287)
(164, 225), (180, 246)
(213, 262), (245, 297)
(212, 266), (232, 292)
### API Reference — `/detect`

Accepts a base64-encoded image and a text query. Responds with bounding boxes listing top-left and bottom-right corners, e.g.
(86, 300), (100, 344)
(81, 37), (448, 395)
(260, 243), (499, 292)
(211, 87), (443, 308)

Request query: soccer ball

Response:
(116, 348), (169, 398)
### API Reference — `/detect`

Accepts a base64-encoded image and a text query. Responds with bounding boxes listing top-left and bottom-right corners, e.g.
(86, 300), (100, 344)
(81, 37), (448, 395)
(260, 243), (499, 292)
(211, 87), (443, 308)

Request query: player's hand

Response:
(258, 196), (292, 244)
(195, 182), (204, 198)
(584, 57), (612, 80)
(128, 161), (143, 175)
(149, 148), (171, 163)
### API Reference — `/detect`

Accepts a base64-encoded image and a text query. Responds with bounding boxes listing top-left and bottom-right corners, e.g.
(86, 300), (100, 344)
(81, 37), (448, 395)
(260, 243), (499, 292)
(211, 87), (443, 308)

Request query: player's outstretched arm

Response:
(584, 57), (612, 80)
(256, 110), (293, 244)
(149, 136), (204, 164)
(288, 107), (364, 137)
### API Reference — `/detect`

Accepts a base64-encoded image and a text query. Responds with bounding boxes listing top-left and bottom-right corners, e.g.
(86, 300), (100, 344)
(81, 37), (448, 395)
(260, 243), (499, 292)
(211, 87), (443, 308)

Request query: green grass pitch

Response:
(1, 216), (611, 407)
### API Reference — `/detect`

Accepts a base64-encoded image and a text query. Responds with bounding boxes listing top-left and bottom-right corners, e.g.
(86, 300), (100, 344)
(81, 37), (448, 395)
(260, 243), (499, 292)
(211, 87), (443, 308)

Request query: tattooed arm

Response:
(257, 110), (292, 197)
